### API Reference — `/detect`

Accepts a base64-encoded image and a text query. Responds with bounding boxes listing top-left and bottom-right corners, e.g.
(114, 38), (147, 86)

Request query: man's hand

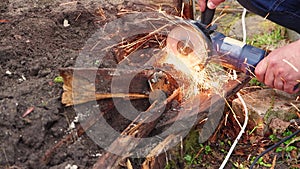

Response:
(255, 40), (300, 94)
(198, 0), (225, 12)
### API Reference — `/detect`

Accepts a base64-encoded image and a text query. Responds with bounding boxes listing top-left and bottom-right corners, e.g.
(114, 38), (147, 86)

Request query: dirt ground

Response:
(0, 0), (135, 168)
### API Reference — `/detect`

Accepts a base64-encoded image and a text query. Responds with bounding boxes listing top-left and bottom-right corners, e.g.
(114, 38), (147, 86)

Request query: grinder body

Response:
(210, 31), (267, 74)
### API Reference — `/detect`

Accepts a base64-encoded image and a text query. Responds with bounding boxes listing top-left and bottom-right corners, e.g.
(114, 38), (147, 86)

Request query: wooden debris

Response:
(182, 0), (195, 19)
(58, 68), (251, 168)
(92, 88), (181, 169)
(130, 0), (181, 11)
(59, 68), (153, 106)
(270, 155), (277, 169)
(142, 134), (179, 169)
(126, 159), (134, 169)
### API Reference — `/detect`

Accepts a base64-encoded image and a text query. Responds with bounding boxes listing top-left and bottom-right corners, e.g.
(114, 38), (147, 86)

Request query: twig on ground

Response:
(270, 155), (277, 169)
(224, 99), (242, 129)
(2, 147), (9, 165)
(22, 106), (35, 118)
(59, 1), (77, 6)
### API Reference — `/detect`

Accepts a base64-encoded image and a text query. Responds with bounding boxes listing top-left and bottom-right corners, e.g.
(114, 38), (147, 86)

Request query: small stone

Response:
(5, 70), (12, 75)
(269, 118), (290, 134)
(65, 164), (78, 169)
(63, 19), (70, 27)
(68, 122), (75, 130)
(21, 75), (26, 81)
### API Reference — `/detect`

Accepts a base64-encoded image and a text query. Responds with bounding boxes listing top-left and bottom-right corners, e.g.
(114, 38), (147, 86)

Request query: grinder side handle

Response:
(201, 0), (216, 25)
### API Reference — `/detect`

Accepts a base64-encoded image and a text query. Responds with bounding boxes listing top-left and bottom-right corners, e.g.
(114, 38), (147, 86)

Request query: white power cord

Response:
(219, 8), (248, 169)
(242, 8), (247, 43)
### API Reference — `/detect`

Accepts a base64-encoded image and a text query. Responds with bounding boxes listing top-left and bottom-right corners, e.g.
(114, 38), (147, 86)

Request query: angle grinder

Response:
(166, 6), (267, 75)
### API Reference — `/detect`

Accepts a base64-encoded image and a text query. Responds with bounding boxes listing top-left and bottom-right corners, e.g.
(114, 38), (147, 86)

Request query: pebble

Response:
(63, 19), (70, 27)
(5, 70), (12, 75)
(68, 122), (76, 130)
(65, 164), (78, 169)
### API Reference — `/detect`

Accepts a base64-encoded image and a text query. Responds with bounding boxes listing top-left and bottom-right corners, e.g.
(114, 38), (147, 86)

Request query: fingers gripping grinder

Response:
(166, 2), (267, 74)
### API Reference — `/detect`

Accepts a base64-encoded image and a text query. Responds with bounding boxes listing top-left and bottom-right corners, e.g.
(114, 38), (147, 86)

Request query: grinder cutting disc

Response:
(165, 22), (212, 73)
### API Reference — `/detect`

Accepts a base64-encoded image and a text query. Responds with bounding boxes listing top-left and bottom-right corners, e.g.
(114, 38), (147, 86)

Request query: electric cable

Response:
(249, 129), (300, 169)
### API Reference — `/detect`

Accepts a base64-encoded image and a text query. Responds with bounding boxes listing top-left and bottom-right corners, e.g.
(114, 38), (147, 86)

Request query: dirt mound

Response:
(0, 1), (103, 168)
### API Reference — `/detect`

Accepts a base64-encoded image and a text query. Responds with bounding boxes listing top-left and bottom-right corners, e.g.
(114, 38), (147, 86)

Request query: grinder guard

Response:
(166, 21), (214, 72)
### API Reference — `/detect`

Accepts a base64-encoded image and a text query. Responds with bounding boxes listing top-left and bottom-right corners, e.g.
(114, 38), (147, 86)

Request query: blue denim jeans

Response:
(238, 0), (300, 33)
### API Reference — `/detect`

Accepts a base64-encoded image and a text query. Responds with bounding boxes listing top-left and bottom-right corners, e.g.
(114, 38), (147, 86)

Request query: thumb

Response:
(207, 1), (217, 9)
(207, 0), (225, 9)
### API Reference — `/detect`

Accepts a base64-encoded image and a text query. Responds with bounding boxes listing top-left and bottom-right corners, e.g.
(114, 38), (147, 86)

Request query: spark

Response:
(264, 13), (270, 20)
(180, 2), (185, 18)
(290, 102), (300, 112)
(206, 13), (227, 29)
(282, 59), (299, 72)
(280, 76), (286, 83)
(119, 24), (170, 49)
(225, 98), (242, 129)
